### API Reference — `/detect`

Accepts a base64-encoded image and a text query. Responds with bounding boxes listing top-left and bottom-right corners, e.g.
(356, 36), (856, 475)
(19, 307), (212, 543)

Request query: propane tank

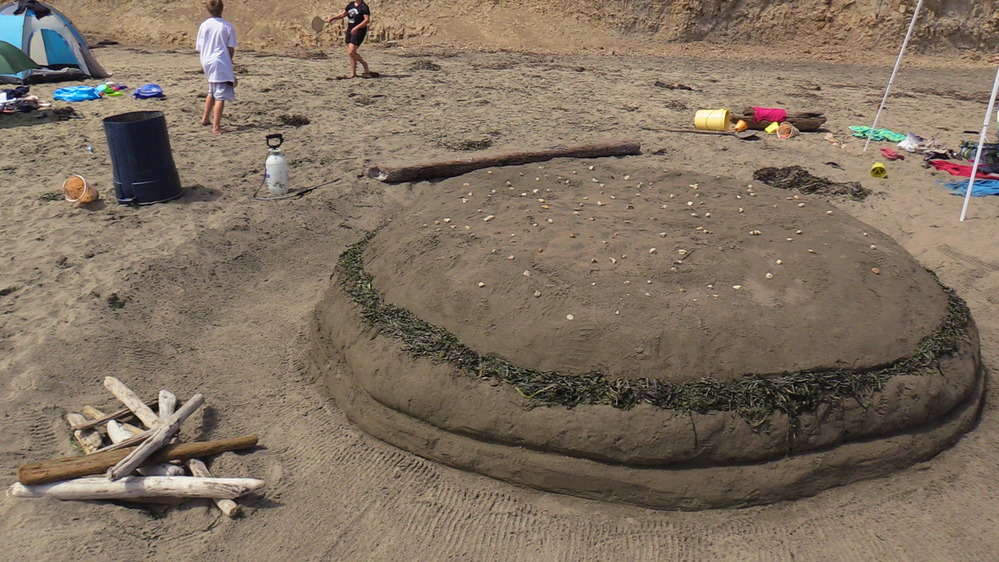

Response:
(264, 133), (289, 196)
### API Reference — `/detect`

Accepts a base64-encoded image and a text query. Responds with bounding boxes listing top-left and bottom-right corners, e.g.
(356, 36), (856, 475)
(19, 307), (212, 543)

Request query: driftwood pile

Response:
(7, 377), (261, 518)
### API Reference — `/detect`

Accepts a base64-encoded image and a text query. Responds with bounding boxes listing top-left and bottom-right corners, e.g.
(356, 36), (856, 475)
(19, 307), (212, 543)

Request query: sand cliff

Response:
(54, 0), (999, 57)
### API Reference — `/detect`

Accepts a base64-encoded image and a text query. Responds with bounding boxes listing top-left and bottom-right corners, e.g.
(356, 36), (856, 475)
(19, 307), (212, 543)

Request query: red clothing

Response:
(753, 106), (787, 123)
(929, 159), (999, 179)
(880, 148), (904, 161)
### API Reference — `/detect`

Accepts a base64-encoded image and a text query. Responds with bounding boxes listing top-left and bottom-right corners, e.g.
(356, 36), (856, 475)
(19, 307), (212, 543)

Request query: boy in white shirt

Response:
(196, 0), (237, 134)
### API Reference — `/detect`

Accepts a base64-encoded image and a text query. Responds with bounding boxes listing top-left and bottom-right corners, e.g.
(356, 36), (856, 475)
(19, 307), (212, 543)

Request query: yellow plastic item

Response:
(733, 119), (748, 132)
(871, 162), (888, 178)
(693, 109), (730, 132)
(764, 121), (781, 134)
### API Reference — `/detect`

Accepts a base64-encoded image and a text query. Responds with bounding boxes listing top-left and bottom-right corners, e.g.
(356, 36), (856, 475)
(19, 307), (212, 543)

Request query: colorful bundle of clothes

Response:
(96, 82), (128, 96)
(0, 85), (47, 113)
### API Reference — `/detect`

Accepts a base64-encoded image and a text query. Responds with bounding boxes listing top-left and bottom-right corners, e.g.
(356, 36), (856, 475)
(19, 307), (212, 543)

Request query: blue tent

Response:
(0, 1), (109, 84)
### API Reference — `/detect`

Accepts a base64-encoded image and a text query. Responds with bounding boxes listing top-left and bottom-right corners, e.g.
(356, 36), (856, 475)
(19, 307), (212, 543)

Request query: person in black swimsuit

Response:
(327, 0), (374, 78)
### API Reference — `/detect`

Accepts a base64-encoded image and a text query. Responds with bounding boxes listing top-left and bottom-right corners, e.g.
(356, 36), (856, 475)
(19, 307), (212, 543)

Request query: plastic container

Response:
(62, 174), (99, 204)
(871, 162), (887, 178)
(264, 134), (289, 195)
(694, 109), (730, 132)
(102, 111), (182, 205)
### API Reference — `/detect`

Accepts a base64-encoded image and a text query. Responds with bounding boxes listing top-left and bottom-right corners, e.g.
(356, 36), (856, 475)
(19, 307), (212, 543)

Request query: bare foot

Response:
(200, 119), (210, 126)
(212, 128), (225, 135)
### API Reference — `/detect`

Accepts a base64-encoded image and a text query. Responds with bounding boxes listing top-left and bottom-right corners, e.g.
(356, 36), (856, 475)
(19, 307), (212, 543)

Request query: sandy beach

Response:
(2, 34), (999, 559)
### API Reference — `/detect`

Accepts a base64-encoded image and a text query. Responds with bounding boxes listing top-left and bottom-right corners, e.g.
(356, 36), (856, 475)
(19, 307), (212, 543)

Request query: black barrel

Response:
(103, 111), (182, 205)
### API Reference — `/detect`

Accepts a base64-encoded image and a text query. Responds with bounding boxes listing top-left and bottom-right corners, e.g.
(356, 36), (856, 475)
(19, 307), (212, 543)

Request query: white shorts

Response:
(208, 82), (235, 101)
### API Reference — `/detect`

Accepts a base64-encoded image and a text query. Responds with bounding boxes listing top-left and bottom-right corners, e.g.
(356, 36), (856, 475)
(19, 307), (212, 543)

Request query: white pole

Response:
(959, 64), (999, 222)
(864, 0), (925, 151)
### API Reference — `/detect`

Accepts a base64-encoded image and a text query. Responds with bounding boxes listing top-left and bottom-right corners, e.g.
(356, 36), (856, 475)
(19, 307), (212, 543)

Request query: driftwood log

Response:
(731, 107), (827, 132)
(367, 139), (642, 183)
(108, 394), (204, 480)
(95, 428), (153, 453)
(72, 400), (158, 432)
(8, 476), (264, 500)
(103, 377), (161, 429)
(157, 391), (240, 516)
(82, 405), (144, 436)
(18, 435), (258, 485)
(107, 421), (184, 477)
(186, 459), (241, 517)
(158, 391), (177, 420)
(65, 413), (102, 454)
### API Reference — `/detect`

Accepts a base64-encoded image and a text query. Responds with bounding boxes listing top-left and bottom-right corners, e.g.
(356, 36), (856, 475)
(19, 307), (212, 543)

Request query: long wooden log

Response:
(108, 394), (204, 480)
(107, 421), (184, 477)
(186, 459), (241, 517)
(103, 377), (161, 429)
(72, 400), (158, 432)
(8, 476), (264, 500)
(18, 435), (258, 485)
(367, 139), (642, 183)
(65, 413), (103, 454)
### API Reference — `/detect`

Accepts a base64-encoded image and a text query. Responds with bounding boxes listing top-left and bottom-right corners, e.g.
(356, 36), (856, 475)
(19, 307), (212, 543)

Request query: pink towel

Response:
(753, 106), (787, 123)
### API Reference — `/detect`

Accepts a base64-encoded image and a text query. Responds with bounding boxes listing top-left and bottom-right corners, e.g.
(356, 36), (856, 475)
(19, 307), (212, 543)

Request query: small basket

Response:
(63, 175), (99, 204)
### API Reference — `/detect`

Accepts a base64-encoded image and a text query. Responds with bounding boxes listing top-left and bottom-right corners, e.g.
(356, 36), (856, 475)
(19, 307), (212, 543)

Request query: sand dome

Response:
(311, 158), (983, 509)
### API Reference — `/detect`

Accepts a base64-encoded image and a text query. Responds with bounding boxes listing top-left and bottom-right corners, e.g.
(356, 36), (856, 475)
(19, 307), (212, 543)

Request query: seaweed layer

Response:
(337, 234), (972, 427)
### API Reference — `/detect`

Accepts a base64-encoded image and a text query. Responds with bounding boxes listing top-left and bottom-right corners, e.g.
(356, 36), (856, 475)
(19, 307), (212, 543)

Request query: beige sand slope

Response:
(1, 41), (999, 558)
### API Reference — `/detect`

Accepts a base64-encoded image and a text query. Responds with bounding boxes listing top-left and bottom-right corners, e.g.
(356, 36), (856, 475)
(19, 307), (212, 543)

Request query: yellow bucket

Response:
(694, 109), (730, 132)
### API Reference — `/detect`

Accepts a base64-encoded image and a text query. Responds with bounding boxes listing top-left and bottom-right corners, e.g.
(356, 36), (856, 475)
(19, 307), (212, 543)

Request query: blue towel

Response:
(53, 86), (101, 102)
(945, 179), (999, 196)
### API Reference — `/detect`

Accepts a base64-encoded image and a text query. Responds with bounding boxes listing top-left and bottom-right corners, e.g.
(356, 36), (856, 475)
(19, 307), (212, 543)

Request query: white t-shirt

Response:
(196, 17), (237, 83)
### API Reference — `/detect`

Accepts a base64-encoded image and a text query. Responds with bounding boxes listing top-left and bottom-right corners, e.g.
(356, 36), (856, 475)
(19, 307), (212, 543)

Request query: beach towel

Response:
(929, 159), (999, 179)
(945, 179), (999, 196)
(849, 126), (907, 143)
(753, 107), (787, 123)
(52, 86), (101, 102)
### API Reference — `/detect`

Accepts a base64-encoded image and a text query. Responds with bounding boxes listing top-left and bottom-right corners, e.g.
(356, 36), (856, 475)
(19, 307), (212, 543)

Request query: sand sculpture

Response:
(311, 159), (984, 510)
